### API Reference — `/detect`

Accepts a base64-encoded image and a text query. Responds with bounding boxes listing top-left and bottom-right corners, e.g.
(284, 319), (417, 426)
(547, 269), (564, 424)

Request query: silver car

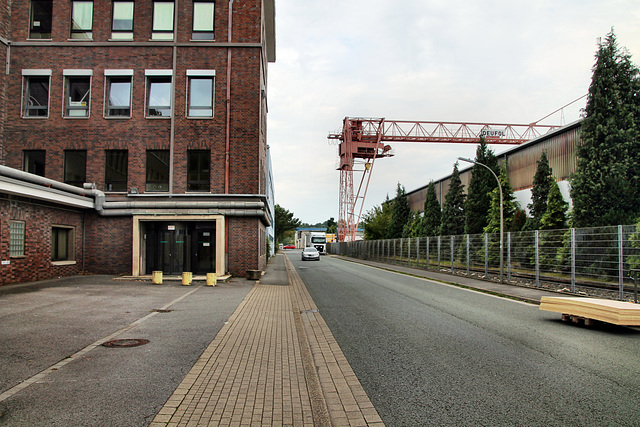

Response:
(301, 246), (320, 261)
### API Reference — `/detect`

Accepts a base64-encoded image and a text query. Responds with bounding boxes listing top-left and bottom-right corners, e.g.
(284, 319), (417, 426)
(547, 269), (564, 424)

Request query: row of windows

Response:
(30, 0), (215, 41)
(24, 149), (211, 192)
(22, 69), (215, 119)
(9, 220), (74, 262)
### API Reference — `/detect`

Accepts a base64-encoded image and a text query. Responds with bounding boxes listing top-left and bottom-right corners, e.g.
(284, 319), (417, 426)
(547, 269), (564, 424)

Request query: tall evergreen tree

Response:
(570, 30), (640, 227)
(484, 167), (518, 234)
(528, 151), (554, 230)
(540, 180), (569, 230)
(387, 183), (411, 239)
(421, 181), (441, 236)
(440, 163), (466, 236)
(464, 138), (499, 234)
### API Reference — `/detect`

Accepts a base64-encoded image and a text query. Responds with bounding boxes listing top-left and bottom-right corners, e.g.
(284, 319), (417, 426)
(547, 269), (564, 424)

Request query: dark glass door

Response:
(192, 228), (215, 274)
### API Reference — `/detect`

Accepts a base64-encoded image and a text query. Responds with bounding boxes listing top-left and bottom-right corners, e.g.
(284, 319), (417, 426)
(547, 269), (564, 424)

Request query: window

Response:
(187, 150), (210, 192)
(64, 150), (87, 187)
(71, 0), (93, 40)
(152, 1), (174, 40)
(111, 1), (134, 40)
(192, 1), (214, 40)
(64, 71), (92, 117)
(10, 221), (25, 257)
(23, 150), (46, 176)
(52, 226), (74, 262)
(146, 71), (172, 117)
(105, 70), (133, 117)
(146, 150), (169, 192)
(29, 0), (52, 39)
(105, 150), (128, 192)
(22, 70), (51, 118)
(187, 70), (215, 117)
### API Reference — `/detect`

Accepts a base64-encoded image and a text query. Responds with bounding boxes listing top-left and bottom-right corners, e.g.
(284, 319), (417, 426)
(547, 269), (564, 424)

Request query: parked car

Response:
(283, 244), (296, 249)
(301, 246), (320, 261)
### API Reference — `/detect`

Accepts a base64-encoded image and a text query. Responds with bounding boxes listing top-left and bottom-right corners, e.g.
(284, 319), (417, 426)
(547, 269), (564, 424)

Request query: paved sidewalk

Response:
(150, 253), (384, 426)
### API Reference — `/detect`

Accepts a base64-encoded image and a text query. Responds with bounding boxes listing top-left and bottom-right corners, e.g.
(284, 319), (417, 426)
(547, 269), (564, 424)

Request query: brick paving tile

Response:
(152, 253), (384, 426)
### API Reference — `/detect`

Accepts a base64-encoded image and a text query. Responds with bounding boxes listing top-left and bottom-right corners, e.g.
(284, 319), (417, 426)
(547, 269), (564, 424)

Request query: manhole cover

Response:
(102, 339), (149, 348)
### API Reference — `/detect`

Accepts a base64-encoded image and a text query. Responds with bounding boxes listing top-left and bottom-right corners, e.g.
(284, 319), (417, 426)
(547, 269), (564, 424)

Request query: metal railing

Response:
(327, 225), (640, 302)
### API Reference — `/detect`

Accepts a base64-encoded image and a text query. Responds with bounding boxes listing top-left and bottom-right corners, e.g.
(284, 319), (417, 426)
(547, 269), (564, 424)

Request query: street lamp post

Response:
(458, 157), (504, 283)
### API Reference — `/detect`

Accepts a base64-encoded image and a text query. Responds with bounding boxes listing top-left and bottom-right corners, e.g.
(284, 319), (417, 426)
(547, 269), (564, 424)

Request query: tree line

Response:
(363, 30), (640, 240)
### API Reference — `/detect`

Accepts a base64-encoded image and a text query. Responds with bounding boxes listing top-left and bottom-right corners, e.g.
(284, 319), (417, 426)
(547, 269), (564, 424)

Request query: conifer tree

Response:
(484, 167), (518, 234)
(440, 163), (466, 236)
(540, 180), (569, 230)
(570, 30), (640, 227)
(421, 181), (441, 236)
(528, 151), (554, 230)
(464, 138), (499, 234)
(387, 183), (411, 239)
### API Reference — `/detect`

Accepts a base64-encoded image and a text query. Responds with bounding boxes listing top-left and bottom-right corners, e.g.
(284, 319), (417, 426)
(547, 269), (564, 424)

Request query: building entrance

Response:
(145, 222), (216, 275)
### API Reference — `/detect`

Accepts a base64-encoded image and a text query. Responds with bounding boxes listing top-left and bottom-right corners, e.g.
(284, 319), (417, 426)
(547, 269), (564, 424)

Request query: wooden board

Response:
(540, 297), (640, 326)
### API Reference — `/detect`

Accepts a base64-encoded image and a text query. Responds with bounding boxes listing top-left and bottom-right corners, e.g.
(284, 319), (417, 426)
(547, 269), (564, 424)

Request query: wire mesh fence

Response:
(327, 225), (640, 302)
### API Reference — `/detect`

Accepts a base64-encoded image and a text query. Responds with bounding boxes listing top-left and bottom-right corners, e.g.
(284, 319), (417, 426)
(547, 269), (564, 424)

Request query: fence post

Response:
(466, 234), (470, 277)
(535, 230), (540, 287)
(437, 236), (441, 271)
(507, 232), (511, 282)
(484, 234), (488, 278)
(416, 237), (420, 268)
(408, 238), (411, 265)
(619, 225), (624, 301)
(450, 235), (454, 273)
(571, 228), (576, 293)
(426, 237), (430, 270)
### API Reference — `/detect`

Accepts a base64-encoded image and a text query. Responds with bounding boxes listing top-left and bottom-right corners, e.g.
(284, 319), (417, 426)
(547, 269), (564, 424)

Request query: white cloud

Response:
(268, 0), (640, 226)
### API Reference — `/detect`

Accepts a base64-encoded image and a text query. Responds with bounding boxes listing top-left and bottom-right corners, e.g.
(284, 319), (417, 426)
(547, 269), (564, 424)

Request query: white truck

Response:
(307, 231), (327, 255)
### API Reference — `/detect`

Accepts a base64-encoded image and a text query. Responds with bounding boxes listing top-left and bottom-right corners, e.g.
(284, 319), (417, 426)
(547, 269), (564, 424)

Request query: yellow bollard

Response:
(152, 271), (163, 285)
(182, 272), (193, 286)
(206, 272), (217, 286)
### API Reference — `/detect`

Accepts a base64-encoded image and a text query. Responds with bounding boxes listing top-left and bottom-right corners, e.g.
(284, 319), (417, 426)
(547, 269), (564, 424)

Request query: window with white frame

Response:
(64, 70), (92, 117)
(51, 226), (75, 262)
(192, 1), (214, 40)
(22, 69), (51, 118)
(10, 221), (25, 257)
(146, 70), (172, 117)
(29, 0), (52, 39)
(187, 70), (215, 117)
(105, 70), (133, 117)
(152, 1), (174, 40)
(70, 0), (93, 39)
(111, 0), (134, 40)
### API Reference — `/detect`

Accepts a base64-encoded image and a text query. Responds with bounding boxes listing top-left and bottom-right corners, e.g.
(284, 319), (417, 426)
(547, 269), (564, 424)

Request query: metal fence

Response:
(327, 225), (640, 302)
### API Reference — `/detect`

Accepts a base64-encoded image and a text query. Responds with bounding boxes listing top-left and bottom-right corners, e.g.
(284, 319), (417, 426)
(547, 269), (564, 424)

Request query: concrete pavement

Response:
(150, 252), (384, 426)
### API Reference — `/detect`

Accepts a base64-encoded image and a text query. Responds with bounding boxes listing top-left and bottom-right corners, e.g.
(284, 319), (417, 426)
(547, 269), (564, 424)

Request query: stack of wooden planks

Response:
(540, 296), (640, 326)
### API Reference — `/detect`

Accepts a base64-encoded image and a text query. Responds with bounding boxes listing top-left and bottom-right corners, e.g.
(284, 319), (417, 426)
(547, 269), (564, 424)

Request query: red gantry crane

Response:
(328, 117), (561, 242)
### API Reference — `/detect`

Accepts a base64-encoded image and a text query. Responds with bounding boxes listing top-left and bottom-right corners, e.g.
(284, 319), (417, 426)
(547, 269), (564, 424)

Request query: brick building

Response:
(0, 0), (276, 285)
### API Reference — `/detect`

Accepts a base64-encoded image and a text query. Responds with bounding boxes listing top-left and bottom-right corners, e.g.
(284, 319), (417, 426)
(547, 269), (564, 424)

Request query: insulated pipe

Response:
(0, 165), (105, 212)
(102, 201), (265, 209)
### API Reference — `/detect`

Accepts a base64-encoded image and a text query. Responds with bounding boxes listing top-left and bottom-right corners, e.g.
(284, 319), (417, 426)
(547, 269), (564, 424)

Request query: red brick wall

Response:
(83, 214), (133, 275)
(227, 216), (266, 276)
(0, 196), (84, 285)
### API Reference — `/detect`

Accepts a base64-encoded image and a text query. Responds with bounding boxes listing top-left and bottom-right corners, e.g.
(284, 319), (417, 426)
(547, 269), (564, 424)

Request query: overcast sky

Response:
(267, 0), (640, 226)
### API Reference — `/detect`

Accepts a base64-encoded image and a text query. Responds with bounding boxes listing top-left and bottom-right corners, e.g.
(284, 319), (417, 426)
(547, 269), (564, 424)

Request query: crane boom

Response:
(329, 117), (560, 242)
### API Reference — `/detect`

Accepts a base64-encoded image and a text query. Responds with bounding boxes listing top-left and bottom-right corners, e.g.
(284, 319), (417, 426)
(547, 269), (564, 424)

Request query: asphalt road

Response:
(0, 275), (252, 426)
(293, 253), (640, 426)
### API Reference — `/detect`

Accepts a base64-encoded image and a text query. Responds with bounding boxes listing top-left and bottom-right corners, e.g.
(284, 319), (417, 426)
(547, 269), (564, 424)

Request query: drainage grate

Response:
(300, 309), (319, 314)
(152, 309), (173, 313)
(101, 339), (150, 348)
